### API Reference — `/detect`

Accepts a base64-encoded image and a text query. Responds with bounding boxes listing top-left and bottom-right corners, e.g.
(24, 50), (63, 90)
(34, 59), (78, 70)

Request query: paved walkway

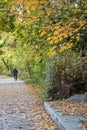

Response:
(0, 77), (34, 130)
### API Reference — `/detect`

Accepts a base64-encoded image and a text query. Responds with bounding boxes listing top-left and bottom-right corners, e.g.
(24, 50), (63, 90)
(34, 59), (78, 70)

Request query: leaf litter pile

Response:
(49, 100), (87, 130)
(26, 85), (58, 130)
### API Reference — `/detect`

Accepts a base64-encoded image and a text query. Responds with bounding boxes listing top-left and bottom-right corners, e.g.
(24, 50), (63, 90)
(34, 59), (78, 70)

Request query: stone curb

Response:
(44, 102), (86, 130)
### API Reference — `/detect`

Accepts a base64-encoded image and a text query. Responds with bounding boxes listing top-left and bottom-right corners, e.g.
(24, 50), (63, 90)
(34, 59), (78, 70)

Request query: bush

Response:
(46, 51), (87, 100)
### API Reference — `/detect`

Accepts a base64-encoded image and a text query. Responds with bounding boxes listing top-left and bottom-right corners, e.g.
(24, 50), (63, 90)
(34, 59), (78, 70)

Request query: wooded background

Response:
(0, 0), (87, 100)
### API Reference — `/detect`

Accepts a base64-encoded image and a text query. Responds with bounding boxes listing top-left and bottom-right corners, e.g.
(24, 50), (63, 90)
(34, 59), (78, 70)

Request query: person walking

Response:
(13, 68), (18, 81)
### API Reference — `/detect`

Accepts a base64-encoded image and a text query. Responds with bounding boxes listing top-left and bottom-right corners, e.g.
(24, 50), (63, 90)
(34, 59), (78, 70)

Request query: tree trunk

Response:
(2, 58), (10, 71)
(27, 62), (32, 78)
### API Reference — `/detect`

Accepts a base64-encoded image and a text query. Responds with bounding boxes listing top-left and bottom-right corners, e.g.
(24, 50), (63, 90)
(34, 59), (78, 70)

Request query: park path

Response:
(0, 77), (36, 130)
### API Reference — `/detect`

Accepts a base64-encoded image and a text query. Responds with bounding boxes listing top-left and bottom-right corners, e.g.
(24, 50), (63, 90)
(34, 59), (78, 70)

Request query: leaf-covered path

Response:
(0, 77), (57, 130)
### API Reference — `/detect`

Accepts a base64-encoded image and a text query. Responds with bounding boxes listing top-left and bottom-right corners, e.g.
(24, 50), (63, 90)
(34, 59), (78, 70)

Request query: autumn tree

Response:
(0, 0), (87, 99)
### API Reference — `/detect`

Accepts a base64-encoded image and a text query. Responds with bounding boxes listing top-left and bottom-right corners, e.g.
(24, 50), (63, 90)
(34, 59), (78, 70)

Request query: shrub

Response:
(46, 51), (87, 100)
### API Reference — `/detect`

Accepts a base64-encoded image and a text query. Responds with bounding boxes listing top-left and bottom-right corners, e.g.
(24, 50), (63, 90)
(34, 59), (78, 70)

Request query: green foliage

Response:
(0, 1), (15, 32)
(0, 0), (87, 100)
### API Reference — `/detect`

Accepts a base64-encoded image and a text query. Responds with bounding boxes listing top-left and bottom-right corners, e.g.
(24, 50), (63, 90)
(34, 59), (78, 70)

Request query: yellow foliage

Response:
(59, 42), (73, 52)
(54, 30), (59, 35)
(51, 51), (56, 56)
(59, 36), (63, 42)
(45, 8), (52, 16)
(4, 0), (7, 2)
(49, 36), (57, 44)
(76, 33), (80, 41)
(48, 34), (51, 37)
(46, 16), (86, 53)
(15, 18), (19, 24)
(30, 5), (36, 10)
(39, 0), (47, 4)
(48, 47), (56, 56)
(47, 37), (52, 41)
(24, 1), (30, 8)
(40, 31), (47, 37)
(9, 0), (86, 54)
(54, 24), (60, 29)
(44, 25), (52, 30)
(49, 40), (54, 44)
(63, 33), (68, 38)
(51, 36), (57, 40)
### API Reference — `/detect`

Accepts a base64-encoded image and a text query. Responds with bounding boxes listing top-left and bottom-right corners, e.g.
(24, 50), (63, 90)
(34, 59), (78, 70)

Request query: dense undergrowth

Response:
(24, 51), (87, 101)
(46, 51), (87, 100)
